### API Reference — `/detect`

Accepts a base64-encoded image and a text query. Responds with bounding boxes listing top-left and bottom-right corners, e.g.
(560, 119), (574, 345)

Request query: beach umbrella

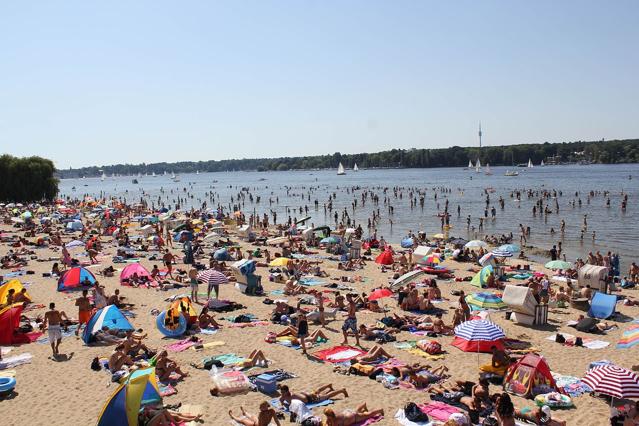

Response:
(617, 324), (639, 349)
(269, 257), (291, 267)
(452, 319), (505, 353)
(213, 248), (229, 261)
(422, 255), (441, 266)
(368, 288), (393, 301)
(391, 270), (427, 291)
(320, 236), (340, 244)
(466, 292), (506, 310)
(498, 244), (521, 254)
(581, 365), (639, 399)
(544, 260), (573, 270)
(491, 249), (513, 258)
(471, 265), (494, 288)
(202, 232), (221, 241)
(465, 240), (488, 249)
(450, 238), (468, 246)
(479, 253), (496, 266)
(197, 269), (230, 286)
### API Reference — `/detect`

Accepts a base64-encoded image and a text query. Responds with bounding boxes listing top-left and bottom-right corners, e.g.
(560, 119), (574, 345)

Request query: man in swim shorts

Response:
(43, 302), (69, 358)
(75, 289), (92, 336)
(341, 294), (360, 346)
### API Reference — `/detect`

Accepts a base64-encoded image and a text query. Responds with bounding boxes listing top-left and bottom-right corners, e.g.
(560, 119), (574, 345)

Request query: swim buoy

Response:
(534, 392), (573, 408)
(156, 310), (187, 337)
(0, 377), (16, 393)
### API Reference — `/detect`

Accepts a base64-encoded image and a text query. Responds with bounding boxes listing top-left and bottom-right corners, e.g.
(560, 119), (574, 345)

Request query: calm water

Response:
(59, 164), (638, 271)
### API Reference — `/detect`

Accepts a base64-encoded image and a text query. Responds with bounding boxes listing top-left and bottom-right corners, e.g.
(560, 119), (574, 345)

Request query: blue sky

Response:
(1, 1), (638, 169)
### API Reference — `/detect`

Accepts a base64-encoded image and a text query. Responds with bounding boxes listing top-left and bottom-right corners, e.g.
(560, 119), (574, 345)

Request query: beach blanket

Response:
(313, 345), (366, 363)
(394, 409), (434, 426)
(224, 313), (257, 322)
(37, 325), (77, 344)
(0, 369), (16, 377)
(158, 382), (177, 397)
(269, 397), (334, 413)
(551, 372), (593, 397)
(418, 401), (460, 422)
(229, 321), (270, 328)
(248, 369), (296, 384)
(3, 270), (26, 278)
(545, 333), (610, 349)
(192, 341), (225, 351)
(299, 278), (326, 287)
(166, 338), (201, 353)
(406, 348), (445, 361)
(199, 327), (219, 335)
(0, 353), (33, 370)
(214, 353), (247, 366)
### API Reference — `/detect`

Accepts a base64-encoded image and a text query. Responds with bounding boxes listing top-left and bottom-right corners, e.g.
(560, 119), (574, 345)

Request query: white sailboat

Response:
(467, 160), (473, 169)
(152, 172), (156, 177)
(527, 158), (533, 168)
(101, 172), (106, 181)
(505, 170), (519, 176)
(540, 160), (545, 167)
(475, 159), (481, 173)
(171, 172), (175, 179)
(196, 170), (200, 175)
(353, 163), (359, 172)
(485, 163), (492, 175)
(337, 162), (346, 175)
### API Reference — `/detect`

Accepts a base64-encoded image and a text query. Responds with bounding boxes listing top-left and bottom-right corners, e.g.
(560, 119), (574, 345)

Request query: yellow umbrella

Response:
(269, 257), (291, 267)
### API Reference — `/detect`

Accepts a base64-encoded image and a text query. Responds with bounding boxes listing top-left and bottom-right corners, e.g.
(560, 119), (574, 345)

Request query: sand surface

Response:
(1, 225), (637, 426)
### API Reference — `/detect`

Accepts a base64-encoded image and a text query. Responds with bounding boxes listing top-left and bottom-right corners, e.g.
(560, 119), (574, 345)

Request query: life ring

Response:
(0, 377), (16, 393)
(534, 392), (573, 408)
(156, 310), (187, 337)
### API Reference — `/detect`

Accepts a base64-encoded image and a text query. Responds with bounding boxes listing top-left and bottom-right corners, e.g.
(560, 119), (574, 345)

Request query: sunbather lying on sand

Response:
(355, 345), (393, 363)
(279, 384), (348, 407)
(239, 349), (269, 368)
(324, 404), (384, 426)
(515, 405), (566, 426)
(140, 406), (202, 426)
(228, 402), (281, 426)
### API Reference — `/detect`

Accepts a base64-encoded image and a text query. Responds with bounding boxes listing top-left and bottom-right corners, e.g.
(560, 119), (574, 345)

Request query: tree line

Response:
(59, 138), (639, 178)
(0, 155), (59, 202)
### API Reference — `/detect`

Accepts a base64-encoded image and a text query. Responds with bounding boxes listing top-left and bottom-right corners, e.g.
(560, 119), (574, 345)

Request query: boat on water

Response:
(101, 172), (106, 181)
(540, 160), (545, 166)
(475, 159), (481, 173)
(152, 172), (156, 177)
(196, 170), (200, 175)
(527, 158), (533, 168)
(485, 163), (493, 175)
(337, 162), (346, 175)
(353, 163), (359, 172)
(172, 175), (181, 182)
(505, 170), (519, 176)
(464, 159), (473, 170)
(132, 179), (139, 184)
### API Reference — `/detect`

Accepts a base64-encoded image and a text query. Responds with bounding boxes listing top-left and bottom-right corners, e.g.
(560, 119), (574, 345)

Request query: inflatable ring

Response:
(534, 392), (573, 408)
(156, 310), (187, 337)
(0, 377), (16, 393)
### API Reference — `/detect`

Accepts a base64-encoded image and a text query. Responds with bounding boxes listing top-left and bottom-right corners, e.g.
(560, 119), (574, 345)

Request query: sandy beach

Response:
(1, 216), (637, 426)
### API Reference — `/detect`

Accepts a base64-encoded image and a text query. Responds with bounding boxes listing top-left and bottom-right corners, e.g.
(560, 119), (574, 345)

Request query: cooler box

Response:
(254, 374), (277, 394)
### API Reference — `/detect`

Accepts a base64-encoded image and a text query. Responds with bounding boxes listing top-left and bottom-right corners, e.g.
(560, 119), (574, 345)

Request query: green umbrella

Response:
(471, 265), (494, 288)
(544, 260), (572, 270)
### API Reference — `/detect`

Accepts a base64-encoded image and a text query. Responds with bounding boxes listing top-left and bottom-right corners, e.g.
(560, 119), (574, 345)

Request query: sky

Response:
(1, 1), (638, 169)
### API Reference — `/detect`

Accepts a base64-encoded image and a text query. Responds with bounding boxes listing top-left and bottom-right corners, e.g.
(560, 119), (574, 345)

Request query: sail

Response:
(101, 173), (106, 181)
(540, 160), (545, 166)
(485, 163), (492, 175)
(475, 159), (481, 172)
(337, 162), (346, 175)
(527, 158), (533, 168)
(353, 163), (359, 172)
(468, 160), (473, 168)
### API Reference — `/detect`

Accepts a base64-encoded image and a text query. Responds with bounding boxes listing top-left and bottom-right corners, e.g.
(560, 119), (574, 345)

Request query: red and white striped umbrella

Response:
(581, 365), (639, 399)
(197, 269), (230, 285)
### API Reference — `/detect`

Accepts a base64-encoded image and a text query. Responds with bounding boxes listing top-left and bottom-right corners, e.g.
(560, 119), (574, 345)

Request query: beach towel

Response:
(406, 348), (445, 361)
(166, 338), (201, 352)
(298, 278), (325, 286)
(158, 382), (177, 397)
(551, 372), (593, 397)
(545, 333), (610, 349)
(199, 327), (219, 335)
(37, 325), (77, 344)
(394, 409), (434, 426)
(313, 345), (366, 363)
(0, 369), (16, 377)
(214, 353), (247, 366)
(229, 321), (270, 328)
(191, 341), (225, 351)
(418, 401), (460, 422)
(269, 397), (334, 413)
(248, 369), (296, 384)
(0, 353), (33, 370)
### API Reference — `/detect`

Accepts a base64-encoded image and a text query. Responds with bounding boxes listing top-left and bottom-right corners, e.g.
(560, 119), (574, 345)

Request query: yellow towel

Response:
(0, 369), (16, 377)
(407, 348), (445, 360)
(191, 341), (225, 350)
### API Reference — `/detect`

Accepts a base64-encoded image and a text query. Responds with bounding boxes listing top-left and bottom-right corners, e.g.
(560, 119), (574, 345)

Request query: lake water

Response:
(59, 164), (638, 271)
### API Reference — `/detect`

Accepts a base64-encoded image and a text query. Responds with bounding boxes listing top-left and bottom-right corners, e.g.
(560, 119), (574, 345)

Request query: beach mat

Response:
(313, 345), (366, 363)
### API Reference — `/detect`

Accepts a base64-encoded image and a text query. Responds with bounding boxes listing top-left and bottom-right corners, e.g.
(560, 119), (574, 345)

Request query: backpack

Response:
(404, 402), (429, 422)
(90, 357), (101, 371)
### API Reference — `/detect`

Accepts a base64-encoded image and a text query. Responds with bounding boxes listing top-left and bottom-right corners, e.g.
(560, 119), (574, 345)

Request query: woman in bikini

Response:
(324, 404), (384, 426)
(228, 402), (281, 426)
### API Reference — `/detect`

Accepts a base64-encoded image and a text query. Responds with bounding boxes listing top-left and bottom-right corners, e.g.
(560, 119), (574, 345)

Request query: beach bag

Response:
(202, 357), (224, 370)
(90, 357), (101, 371)
(404, 402), (429, 422)
(555, 333), (566, 343)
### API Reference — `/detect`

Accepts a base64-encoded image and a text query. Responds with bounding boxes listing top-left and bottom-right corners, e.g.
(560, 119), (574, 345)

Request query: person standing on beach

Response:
(42, 302), (69, 358)
(75, 289), (92, 336)
(163, 249), (175, 279)
(341, 294), (360, 346)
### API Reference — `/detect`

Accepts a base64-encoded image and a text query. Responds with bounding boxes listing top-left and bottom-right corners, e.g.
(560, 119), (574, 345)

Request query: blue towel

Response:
(269, 397), (333, 412)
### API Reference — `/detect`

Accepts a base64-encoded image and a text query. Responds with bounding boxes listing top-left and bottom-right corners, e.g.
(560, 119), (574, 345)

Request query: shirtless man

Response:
(42, 302), (69, 357)
(163, 249), (175, 279)
(75, 289), (92, 336)
(279, 384), (348, 407)
(228, 402), (281, 426)
(341, 294), (360, 346)
(580, 285), (592, 299)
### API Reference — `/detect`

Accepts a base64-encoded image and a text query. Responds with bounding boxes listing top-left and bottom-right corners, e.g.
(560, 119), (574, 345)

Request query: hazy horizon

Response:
(2, 1), (638, 169)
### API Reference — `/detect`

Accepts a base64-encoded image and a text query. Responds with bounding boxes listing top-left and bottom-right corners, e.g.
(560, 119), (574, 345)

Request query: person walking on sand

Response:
(188, 267), (199, 304)
(75, 289), (92, 336)
(42, 302), (69, 358)
(163, 249), (175, 279)
(341, 294), (360, 346)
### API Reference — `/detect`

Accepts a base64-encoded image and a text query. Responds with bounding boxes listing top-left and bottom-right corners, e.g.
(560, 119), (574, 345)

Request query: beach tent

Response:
(0, 303), (26, 345)
(412, 246), (432, 264)
(213, 248), (230, 261)
(57, 267), (97, 291)
(502, 285), (548, 326)
(503, 354), (560, 398)
(82, 305), (134, 344)
(400, 237), (414, 248)
(471, 265), (494, 288)
(578, 265), (609, 292)
(65, 220), (83, 231)
(0, 279), (31, 304)
(119, 263), (156, 287)
(375, 250), (394, 265)
(588, 292), (617, 319)
(97, 367), (162, 426)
